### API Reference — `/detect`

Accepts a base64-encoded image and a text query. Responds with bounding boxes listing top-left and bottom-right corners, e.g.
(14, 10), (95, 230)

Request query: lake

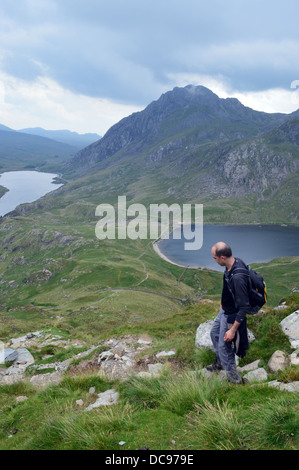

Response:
(155, 224), (299, 271)
(0, 171), (63, 217)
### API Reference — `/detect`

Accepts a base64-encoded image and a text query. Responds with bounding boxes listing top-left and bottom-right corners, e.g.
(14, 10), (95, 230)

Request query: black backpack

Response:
(226, 266), (267, 314)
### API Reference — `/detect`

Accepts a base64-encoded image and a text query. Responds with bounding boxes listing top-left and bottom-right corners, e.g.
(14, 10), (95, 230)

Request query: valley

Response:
(0, 85), (298, 451)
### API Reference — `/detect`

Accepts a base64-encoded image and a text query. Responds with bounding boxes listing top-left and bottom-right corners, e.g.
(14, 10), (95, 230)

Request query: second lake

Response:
(156, 224), (299, 271)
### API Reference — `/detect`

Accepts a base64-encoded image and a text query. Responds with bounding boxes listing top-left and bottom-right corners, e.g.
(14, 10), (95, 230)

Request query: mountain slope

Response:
(59, 85), (299, 224)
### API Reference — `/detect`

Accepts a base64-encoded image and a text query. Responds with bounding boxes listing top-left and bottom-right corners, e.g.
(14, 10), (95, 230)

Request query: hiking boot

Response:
(206, 359), (223, 372)
(227, 369), (242, 384)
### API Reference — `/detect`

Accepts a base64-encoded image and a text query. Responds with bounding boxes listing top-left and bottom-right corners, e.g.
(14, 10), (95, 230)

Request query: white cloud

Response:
(0, 72), (142, 134)
(167, 73), (299, 114)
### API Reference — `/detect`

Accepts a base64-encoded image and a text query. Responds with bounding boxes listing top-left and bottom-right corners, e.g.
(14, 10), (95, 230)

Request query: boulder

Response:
(268, 350), (290, 373)
(195, 319), (255, 349)
(280, 310), (299, 349)
(243, 367), (268, 383)
(15, 348), (35, 365)
(195, 320), (215, 349)
(290, 350), (299, 366)
(1, 348), (18, 363)
(238, 359), (261, 373)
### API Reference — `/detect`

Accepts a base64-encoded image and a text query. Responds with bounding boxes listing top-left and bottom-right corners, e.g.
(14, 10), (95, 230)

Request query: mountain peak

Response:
(67, 85), (292, 174)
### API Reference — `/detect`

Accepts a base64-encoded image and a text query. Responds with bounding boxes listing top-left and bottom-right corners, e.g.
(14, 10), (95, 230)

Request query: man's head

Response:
(211, 242), (233, 267)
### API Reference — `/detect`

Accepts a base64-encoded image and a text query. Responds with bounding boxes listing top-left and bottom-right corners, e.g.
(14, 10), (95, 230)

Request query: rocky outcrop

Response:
(1, 307), (299, 392)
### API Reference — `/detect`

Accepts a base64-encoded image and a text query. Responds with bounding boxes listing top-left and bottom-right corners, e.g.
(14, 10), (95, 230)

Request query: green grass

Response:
(0, 154), (298, 450)
(1, 364), (298, 450)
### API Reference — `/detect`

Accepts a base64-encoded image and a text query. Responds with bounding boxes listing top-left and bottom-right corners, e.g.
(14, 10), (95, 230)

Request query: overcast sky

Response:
(0, 0), (299, 135)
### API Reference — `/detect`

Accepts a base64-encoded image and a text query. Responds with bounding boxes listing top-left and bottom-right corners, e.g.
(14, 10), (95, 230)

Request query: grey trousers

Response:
(210, 309), (241, 383)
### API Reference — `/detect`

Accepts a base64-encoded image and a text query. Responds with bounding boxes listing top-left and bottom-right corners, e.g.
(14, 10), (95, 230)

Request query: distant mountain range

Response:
(64, 85), (298, 224)
(0, 125), (101, 171)
(19, 127), (101, 150)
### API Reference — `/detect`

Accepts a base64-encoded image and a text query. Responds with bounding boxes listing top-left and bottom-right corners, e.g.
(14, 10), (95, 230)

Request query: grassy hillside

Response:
(0, 292), (298, 451)
(0, 179), (298, 451)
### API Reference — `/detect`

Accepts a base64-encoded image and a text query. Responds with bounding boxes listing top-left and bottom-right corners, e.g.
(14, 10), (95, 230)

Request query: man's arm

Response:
(224, 272), (250, 341)
(224, 320), (240, 342)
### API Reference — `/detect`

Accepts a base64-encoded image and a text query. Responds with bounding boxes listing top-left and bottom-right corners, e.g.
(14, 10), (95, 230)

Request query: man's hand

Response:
(224, 320), (240, 342)
(224, 328), (235, 342)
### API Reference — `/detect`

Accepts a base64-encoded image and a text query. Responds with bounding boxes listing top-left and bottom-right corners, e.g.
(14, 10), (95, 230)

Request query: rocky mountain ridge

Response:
(68, 85), (296, 174)
(60, 85), (299, 223)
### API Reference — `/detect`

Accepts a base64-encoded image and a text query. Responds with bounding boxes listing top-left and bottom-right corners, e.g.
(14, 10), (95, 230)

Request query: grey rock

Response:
(16, 396), (28, 403)
(156, 350), (176, 358)
(268, 380), (299, 392)
(148, 363), (164, 376)
(2, 348), (18, 363)
(195, 320), (215, 349)
(268, 350), (290, 373)
(243, 367), (268, 383)
(290, 350), (299, 366)
(15, 348), (35, 365)
(238, 359), (261, 372)
(30, 371), (63, 389)
(280, 310), (299, 348)
(85, 389), (119, 411)
(195, 319), (255, 350)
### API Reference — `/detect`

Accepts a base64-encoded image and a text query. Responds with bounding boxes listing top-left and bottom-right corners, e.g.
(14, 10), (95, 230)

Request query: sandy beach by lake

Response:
(152, 240), (198, 268)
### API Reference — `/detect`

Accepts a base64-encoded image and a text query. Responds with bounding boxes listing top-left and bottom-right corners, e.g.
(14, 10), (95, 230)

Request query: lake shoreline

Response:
(152, 240), (201, 269)
(0, 170), (63, 217)
(152, 224), (299, 271)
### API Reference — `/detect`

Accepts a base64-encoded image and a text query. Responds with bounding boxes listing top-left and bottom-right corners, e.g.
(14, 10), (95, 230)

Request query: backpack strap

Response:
(224, 266), (250, 310)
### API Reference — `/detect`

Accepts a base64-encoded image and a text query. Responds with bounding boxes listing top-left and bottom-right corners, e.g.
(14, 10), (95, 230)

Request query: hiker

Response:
(207, 242), (250, 384)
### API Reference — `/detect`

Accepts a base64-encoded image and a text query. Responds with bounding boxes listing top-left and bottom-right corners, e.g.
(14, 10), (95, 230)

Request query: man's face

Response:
(211, 248), (226, 266)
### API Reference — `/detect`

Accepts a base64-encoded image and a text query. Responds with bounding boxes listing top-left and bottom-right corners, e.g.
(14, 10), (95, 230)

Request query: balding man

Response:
(207, 242), (250, 384)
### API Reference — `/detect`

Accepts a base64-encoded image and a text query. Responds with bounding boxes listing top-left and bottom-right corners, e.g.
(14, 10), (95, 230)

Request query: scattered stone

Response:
(89, 387), (96, 394)
(16, 396), (28, 403)
(238, 359), (261, 373)
(98, 351), (114, 362)
(274, 302), (288, 311)
(268, 350), (290, 373)
(243, 368), (268, 383)
(268, 380), (299, 392)
(85, 389), (119, 411)
(148, 363), (164, 376)
(290, 350), (299, 366)
(280, 310), (299, 349)
(76, 400), (84, 406)
(156, 350), (176, 358)
(137, 335), (152, 345)
(30, 371), (63, 389)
